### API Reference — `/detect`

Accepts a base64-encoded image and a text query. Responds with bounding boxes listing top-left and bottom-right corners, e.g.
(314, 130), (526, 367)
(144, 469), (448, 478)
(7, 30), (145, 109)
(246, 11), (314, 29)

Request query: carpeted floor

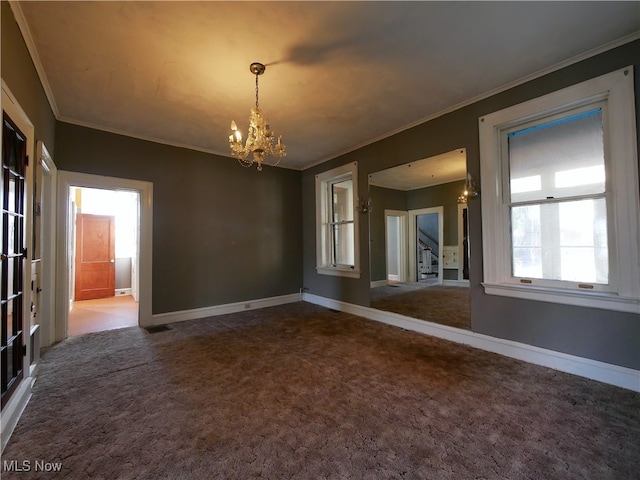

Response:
(370, 283), (471, 330)
(2, 302), (638, 479)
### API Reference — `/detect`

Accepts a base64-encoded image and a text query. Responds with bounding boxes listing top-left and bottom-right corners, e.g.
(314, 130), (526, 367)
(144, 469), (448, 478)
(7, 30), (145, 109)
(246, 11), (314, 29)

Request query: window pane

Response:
(332, 222), (354, 266)
(331, 179), (353, 222)
(509, 108), (605, 202)
(511, 198), (608, 283)
(511, 204), (543, 278)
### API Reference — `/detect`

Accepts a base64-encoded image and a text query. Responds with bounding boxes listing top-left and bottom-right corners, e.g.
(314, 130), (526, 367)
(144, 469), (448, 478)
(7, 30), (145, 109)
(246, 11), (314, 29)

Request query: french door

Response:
(1, 112), (27, 409)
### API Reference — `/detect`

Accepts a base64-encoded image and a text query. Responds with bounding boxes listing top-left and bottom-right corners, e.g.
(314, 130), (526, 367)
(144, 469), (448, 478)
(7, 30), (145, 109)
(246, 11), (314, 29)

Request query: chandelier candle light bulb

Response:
(229, 62), (286, 171)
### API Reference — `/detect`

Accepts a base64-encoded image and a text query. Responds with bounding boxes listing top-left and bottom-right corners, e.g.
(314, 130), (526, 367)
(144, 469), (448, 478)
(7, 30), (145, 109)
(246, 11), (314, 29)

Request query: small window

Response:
(316, 162), (360, 278)
(479, 67), (639, 313)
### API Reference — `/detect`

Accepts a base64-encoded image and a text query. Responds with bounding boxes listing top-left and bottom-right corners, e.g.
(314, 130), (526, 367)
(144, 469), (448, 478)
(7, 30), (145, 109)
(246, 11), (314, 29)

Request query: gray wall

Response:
(407, 180), (465, 246)
(115, 258), (132, 290)
(55, 123), (303, 314)
(1, 1), (56, 152)
(3, 0), (302, 318)
(303, 40), (640, 369)
(369, 186), (407, 282)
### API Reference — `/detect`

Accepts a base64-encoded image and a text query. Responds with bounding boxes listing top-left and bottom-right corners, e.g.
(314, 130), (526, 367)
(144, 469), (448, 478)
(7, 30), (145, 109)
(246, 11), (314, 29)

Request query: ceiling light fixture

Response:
(229, 62), (286, 171)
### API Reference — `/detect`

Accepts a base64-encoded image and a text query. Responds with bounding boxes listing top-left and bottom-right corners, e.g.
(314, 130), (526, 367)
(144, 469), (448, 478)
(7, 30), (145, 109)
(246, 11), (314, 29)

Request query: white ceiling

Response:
(12, 1), (640, 173)
(369, 148), (467, 191)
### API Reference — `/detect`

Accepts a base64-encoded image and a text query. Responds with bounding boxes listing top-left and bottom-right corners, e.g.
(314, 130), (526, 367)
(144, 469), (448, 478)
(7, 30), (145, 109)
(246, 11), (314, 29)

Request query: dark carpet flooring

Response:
(370, 283), (471, 330)
(2, 302), (638, 479)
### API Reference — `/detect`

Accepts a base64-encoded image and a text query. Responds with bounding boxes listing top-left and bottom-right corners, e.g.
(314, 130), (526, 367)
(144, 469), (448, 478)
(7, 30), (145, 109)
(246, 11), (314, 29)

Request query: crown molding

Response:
(303, 31), (640, 171)
(8, 0), (638, 173)
(9, 0), (60, 117)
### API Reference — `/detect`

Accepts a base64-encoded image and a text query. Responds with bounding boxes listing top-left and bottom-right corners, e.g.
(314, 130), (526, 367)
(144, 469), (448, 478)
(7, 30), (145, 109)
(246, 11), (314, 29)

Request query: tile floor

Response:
(68, 295), (139, 336)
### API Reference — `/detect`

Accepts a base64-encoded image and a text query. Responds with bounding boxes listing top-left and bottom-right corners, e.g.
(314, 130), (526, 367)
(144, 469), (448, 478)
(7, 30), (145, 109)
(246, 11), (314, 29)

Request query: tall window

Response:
(316, 162), (360, 278)
(508, 107), (608, 285)
(480, 67), (639, 313)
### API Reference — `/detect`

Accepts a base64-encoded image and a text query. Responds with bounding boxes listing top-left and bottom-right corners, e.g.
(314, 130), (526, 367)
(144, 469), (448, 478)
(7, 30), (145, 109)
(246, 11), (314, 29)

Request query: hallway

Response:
(68, 295), (138, 336)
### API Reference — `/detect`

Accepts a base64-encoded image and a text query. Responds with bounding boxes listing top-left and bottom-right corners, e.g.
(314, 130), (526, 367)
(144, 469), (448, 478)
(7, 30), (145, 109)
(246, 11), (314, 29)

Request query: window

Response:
(479, 67), (639, 313)
(316, 162), (360, 278)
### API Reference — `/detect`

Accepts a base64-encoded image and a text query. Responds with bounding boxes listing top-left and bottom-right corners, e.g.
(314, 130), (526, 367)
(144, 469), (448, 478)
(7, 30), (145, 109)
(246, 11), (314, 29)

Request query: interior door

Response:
(1, 113), (27, 409)
(74, 213), (115, 301)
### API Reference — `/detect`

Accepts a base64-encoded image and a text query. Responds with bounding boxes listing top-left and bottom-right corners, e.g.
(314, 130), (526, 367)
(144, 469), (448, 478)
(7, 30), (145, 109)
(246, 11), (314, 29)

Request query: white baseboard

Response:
(1, 377), (35, 453)
(443, 279), (470, 287)
(115, 288), (132, 296)
(147, 293), (301, 327)
(370, 280), (388, 288)
(302, 293), (640, 392)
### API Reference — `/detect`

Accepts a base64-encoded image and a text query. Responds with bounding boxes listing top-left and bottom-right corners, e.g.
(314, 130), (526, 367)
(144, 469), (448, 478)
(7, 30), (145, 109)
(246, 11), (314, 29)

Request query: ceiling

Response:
(369, 148), (466, 191)
(12, 1), (640, 172)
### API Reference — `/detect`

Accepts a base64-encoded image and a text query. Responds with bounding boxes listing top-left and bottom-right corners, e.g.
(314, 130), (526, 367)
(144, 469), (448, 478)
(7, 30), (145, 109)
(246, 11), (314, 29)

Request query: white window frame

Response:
(315, 162), (360, 278)
(479, 66), (640, 313)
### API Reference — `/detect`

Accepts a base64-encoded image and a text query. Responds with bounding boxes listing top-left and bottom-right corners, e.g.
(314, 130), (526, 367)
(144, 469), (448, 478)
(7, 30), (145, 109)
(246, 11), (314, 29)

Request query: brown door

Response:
(75, 213), (115, 301)
(1, 113), (27, 409)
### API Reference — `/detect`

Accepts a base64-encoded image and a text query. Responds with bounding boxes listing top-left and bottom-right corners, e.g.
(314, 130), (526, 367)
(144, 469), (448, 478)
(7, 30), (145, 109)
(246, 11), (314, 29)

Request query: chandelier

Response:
(229, 62), (286, 171)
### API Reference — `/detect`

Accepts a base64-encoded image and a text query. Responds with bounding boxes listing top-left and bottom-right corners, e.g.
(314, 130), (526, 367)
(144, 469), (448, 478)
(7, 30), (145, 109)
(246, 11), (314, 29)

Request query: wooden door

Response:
(1, 113), (27, 409)
(75, 213), (115, 301)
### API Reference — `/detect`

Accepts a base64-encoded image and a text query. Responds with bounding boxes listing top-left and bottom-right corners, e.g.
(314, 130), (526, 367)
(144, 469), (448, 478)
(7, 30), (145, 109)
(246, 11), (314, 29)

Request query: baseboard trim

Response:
(370, 280), (388, 288)
(1, 377), (35, 453)
(302, 293), (640, 392)
(115, 288), (132, 296)
(147, 293), (301, 327)
(443, 279), (470, 287)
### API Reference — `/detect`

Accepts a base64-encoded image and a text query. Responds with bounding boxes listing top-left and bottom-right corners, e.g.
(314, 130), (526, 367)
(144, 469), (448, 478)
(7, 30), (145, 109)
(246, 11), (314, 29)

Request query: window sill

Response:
(316, 266), (361, 279)
(482, 282), (640, 314)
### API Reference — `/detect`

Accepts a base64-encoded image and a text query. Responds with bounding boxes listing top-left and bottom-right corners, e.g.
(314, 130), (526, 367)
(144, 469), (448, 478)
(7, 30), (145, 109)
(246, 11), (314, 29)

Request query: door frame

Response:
(384, 209), (408, 283)
(56, 171), (153, 340)
(36, 141), (57, 348)
(1, 80), (35, 445)
(457, 202), (470, 283)
(408, 206), (444, 283)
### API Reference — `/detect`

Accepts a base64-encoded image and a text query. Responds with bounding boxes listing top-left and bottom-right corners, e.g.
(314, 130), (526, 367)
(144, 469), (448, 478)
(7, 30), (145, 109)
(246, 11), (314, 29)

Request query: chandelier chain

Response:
(255, 74), (260, 109)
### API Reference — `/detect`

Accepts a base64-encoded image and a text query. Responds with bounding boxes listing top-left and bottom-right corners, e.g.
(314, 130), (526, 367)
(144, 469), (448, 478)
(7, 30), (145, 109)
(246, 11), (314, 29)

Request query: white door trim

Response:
(457, 203), (470, 283)
(384, 209), (408, 283)
(56, 171), (153, 339)
(408, 206), (444, 283)
(36, 141), (57, 347)
(1, 80), (35, 448)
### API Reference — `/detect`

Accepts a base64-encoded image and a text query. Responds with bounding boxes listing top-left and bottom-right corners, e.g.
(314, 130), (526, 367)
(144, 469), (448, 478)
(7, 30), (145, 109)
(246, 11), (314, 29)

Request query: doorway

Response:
(384, 210), (408, 283)
(408, 206), (443, 284)
(458, 202), (470, 281)
(1, 111), (28, 408)
(56, 171), (153, 341)
(68, 187), (139, 336)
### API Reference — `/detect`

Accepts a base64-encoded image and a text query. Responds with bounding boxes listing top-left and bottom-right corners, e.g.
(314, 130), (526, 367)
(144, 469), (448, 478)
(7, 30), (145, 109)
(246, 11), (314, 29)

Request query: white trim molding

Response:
(0, 378), (35, 452)
(315, 162), (361, 279)
(149, 293), (301, 327)
(56, 171), (153, 334)
(443, 279), (470, 287)
(303, 293), (640, 392)
(479, 66), (640, 313)
(1, 80), (37, 453)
